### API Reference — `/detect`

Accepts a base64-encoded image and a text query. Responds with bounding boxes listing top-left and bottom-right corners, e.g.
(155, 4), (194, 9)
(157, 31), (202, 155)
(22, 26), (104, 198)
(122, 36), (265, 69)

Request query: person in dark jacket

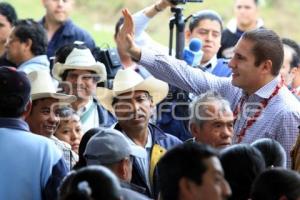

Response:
(40, 0), (95, 61)
(97, 68), (182, 198)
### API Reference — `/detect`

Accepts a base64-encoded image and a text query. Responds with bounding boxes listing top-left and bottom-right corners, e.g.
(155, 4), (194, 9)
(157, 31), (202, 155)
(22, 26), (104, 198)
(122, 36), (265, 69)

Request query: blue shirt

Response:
(139, 48), (300, 168)
(40, 18), (96, 59)
(0, 118), (68, 200)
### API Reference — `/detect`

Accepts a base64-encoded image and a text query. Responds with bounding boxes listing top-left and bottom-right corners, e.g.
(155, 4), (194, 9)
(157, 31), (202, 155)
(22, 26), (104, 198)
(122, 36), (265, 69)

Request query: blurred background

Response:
(8, 0), (300, 47)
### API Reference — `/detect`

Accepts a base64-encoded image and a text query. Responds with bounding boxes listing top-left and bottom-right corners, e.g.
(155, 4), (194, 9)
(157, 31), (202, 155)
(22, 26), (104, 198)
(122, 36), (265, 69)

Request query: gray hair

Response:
(189, 91), (232, 129)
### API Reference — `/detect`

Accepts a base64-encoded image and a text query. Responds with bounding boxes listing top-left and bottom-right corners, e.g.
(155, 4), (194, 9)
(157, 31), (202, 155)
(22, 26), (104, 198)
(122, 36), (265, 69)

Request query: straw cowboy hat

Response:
(96, 68), (169, 112)
(28, 70), (76, 103)
(52, 47), (107, 83)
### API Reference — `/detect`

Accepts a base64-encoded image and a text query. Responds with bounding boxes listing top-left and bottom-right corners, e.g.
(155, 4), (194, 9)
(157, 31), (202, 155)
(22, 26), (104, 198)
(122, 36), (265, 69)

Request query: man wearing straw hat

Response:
(97, 68), (182, 198)
(26, 70), (77, 170)
(53, 45), (116, 133)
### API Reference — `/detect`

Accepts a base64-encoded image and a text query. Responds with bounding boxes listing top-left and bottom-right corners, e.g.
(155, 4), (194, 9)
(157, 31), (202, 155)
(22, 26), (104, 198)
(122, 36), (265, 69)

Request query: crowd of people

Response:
(1, 0), (300, 199)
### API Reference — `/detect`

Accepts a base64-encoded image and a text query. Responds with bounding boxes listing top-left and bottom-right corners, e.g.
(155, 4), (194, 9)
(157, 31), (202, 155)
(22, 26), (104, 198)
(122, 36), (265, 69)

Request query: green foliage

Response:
(8, 0), (300, 48)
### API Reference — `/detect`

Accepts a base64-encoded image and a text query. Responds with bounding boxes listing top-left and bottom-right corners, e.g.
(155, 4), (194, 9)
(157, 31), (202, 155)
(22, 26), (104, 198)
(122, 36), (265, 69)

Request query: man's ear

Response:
(23, 100), (32, 120)
(261, 59), (273, 75)
(185, 30), (192, 42)
(178, 177), (196, 199)
(190, 122), (201, 138)
(24, 38), (33, 52)
(290, 66), (298, 75)
(117, 158), (132, 181)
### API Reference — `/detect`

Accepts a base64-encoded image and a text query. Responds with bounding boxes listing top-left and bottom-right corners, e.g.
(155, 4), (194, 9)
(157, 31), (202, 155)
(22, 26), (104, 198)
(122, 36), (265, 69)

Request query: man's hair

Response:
(189, 90), (232, 129)
(242, 29), (284, 76)
(0, 67), (31, 118)
(0, 96), (28, 118)
(235, 0), (260, 6)
(0, 2), (17, 26)
(189, 10), (223, 32)
(112, 91), (152, 106)
(157, 143), (219, 200)
(59, 165), (122, 200)
(220, 144), (266, 200)
(55, 42), (88, 64)
(251, 138), (286, 168)
(282, 38), (300, 68)
(14, 19), (47, 56)
(251, 168), (300, 200)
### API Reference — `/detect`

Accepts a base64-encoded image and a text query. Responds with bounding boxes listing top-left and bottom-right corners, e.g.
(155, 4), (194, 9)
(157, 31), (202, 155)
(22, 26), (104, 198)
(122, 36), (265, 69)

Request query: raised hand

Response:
(117, 9), (141, 61)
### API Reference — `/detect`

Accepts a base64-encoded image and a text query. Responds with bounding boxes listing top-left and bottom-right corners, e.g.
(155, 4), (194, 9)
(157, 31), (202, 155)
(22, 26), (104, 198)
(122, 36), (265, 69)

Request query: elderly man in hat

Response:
(84, 128), (151, 200)
(0, 67), (67, 200)
(97, 68), (182, 198)
(53, 45), (116, 133)
(25, 70), (77, 170)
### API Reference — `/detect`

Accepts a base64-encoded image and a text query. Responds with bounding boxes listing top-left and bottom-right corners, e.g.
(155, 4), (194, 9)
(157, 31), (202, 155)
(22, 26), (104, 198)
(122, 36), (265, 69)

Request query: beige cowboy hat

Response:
(28, 70), (76, 103)
(52, 47), (107, 83)
(96, 68), (169, 113)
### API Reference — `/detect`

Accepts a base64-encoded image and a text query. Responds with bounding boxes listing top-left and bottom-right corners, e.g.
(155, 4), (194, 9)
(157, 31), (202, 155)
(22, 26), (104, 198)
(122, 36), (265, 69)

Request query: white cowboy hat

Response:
(96, 68), (168, 112)
(52, 48), (107, 83)
(28, 70), (76, 103)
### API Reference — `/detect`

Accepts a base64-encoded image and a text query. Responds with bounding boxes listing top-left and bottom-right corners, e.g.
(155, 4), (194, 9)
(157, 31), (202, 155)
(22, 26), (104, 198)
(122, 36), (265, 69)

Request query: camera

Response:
(92, 46), (122, 89)
(170, 0), (203, 5)
(92, 46), (122, 80)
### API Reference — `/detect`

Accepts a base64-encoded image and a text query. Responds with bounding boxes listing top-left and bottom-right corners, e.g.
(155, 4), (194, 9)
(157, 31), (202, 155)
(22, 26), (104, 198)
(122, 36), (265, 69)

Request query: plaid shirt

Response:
(139, 48), (300, 168)
(51, 136), (78, 170)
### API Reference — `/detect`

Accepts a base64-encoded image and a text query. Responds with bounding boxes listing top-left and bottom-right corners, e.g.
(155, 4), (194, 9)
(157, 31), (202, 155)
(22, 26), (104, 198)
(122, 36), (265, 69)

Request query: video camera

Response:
(170, 0), (203, 5)
(92, 46), (122, 88)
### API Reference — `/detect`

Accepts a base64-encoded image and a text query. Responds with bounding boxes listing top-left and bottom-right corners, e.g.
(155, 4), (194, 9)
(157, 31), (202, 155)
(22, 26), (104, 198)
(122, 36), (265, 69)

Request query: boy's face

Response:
(187, 19), (222, 64)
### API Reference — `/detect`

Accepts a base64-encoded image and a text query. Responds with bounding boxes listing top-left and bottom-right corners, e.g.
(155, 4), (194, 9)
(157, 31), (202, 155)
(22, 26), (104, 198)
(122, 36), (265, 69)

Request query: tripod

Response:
(168, 7), (186, 59)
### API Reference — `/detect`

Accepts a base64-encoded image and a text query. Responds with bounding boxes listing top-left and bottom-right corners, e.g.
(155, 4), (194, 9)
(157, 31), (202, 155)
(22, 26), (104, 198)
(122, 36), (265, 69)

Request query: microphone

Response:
(183, 38), (203, 67)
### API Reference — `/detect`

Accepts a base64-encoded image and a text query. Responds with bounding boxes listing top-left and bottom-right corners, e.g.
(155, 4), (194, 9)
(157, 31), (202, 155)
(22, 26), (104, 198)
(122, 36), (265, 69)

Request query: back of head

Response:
(220, 144), (266, 200)
(282, 38), (300, 68)
(60, 165), (122, 200)
(242, 29), (283, 76)
(0, 66), (31, 118)
(54, 41), (88, 64)
(189, 9), (223, 32)
(0, 2), (18, 26)
(157, 143), (218, 200)
(251, 138), (286, 167)
(251, 168), (300, 200)
(14, 19), (47, 56)
(84, 128), (146, 166)
(73, 127), (103, 170)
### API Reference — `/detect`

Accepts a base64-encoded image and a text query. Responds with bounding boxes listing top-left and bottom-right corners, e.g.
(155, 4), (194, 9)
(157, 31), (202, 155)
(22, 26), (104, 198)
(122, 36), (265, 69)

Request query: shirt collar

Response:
(121, 128), (152, 149)
(254, 76), (281, 99)
(40, 17), (73, 37)
(77, 98), (94, 115)
(0, 118), (30, 132)
(200, 55), (218, 71)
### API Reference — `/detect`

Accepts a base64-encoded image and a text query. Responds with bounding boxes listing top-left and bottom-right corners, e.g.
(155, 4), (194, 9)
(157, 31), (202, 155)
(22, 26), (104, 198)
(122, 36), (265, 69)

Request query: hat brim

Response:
(52, 62), (107, 83)
(96, 76), (168, 113)
(31, 92), (76, 103)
